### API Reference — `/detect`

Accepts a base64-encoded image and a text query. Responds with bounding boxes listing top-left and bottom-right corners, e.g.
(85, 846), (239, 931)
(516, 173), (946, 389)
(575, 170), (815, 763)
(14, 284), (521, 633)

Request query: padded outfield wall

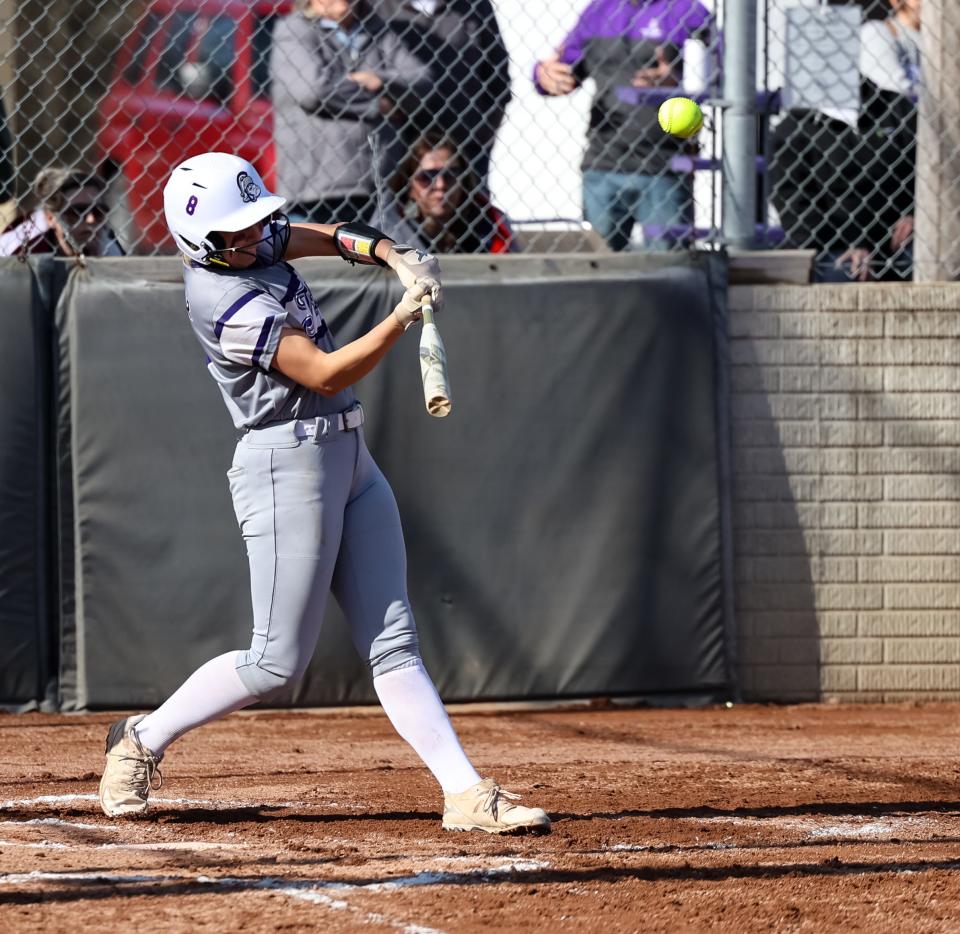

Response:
(0, 252), (734, 709)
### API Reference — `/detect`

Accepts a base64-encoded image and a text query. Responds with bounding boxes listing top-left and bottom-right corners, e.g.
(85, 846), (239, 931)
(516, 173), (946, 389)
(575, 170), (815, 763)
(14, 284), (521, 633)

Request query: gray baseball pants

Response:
(227, 414), (421, 699)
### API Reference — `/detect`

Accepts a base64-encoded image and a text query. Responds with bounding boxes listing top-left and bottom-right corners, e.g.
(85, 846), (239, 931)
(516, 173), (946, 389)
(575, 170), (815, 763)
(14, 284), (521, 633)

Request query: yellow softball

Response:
(657, 97), (703, 139)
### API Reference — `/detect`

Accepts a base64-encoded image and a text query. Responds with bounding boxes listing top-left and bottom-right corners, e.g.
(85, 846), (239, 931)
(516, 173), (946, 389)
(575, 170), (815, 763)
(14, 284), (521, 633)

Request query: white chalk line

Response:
(0, 792), (356, 812)
(678, 814), (938, 840)
(0, 794), (100, 809)
(0, 835), (247, 853)
(0, 839), (72, 850)
(805, 818), (937, 839)
(598, 815), (947, 856)
(605, 842), (735, 852)
(1, 793), (268, 809)
(0, 871), (162, 885)
(99, 841), (249, 852)
(322, 859), (549, 893)
(0, 817), (108, 831)
(0, 859), (549, 934)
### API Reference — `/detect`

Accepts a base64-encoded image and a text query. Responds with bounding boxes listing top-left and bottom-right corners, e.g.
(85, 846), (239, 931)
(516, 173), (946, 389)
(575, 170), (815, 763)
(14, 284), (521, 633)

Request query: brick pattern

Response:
(729, 284), (960, 701)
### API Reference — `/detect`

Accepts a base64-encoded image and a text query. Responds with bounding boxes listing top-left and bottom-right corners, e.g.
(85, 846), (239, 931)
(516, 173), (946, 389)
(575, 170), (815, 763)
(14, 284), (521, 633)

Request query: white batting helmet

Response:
(162, 152), (286, 264)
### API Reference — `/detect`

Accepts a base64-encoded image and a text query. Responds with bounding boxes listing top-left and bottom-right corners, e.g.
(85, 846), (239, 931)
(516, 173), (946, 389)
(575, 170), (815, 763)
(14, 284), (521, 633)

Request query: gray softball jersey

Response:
(183, 253), (354, 428)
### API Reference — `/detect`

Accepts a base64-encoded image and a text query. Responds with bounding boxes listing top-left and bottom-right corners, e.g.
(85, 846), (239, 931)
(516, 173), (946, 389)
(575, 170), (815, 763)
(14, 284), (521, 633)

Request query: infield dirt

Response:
(1, 703), (959, 932)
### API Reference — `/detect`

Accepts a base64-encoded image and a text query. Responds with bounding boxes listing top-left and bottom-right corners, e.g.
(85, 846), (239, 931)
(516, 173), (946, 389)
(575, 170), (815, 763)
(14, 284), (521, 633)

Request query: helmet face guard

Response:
(205, 212), (291, 268)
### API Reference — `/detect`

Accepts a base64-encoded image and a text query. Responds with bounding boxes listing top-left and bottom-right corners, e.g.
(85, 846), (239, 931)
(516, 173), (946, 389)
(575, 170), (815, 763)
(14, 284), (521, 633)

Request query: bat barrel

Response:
(418, 297), (452, 418)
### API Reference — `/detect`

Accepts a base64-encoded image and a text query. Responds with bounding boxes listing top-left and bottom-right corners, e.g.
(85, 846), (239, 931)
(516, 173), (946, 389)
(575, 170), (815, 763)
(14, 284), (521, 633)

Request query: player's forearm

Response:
(288, 223), (403, 267)
(315, 316), (406, 395)
(278, 315), (404, 396)
(285, 223), (342, 260)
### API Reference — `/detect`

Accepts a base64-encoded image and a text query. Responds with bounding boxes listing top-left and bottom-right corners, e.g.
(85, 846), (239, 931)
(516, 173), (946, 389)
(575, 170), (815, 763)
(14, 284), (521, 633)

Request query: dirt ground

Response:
(1, 702), (959, 933)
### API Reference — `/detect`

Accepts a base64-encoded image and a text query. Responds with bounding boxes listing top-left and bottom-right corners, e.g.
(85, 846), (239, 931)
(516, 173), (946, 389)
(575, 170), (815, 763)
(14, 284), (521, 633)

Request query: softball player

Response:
(97, 152), (549, 835)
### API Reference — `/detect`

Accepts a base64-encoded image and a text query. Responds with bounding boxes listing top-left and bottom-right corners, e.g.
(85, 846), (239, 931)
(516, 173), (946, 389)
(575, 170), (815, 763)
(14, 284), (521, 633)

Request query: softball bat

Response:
(418, 296), (452, 417)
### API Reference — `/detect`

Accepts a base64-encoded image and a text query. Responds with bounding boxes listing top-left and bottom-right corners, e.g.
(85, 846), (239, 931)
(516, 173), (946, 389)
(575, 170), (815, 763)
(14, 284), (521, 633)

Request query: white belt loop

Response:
(313, 415), (330, 443)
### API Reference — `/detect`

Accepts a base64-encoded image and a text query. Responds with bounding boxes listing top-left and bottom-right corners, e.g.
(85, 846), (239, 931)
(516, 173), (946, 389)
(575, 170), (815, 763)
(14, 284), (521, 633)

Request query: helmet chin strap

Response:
(205, 242), (261, 267)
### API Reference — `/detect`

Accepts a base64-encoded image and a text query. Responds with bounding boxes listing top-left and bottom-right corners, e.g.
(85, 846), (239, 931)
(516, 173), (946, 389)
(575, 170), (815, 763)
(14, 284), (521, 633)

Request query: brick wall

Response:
(729, 284), (960, 701)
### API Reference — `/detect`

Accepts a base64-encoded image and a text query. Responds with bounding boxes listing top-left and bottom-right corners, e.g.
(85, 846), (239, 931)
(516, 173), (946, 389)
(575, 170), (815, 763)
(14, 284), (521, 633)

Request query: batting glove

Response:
(393, 277), (440, 331)
(386, 245), (443, 307)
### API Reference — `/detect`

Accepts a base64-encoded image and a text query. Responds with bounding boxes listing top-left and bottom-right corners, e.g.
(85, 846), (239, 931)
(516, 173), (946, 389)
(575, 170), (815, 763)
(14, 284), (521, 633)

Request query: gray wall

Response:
(0, 259), (53, 705)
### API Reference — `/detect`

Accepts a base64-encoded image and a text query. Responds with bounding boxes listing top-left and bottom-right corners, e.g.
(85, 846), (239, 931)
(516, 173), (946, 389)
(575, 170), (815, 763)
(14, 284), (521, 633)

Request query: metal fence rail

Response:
(0, 0), (955, 278)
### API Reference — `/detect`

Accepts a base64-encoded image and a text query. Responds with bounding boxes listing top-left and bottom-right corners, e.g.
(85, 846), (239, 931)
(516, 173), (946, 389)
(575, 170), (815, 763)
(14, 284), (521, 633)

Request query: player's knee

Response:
(235, 655), (307, 701)
(369, 643), (421, 679)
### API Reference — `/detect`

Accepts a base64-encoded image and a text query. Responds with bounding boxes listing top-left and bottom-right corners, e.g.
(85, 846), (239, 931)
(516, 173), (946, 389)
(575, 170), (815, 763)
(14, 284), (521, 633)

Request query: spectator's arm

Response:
(378, 32), (432, 105)
(534, 53), (579, 96)
(270, 17), (379, 120)
(633, 45), (681, 88)
(315, 76), (382, 119)
(890, 215), (914, 252)
(833, 246), (873, 281)
(533, 0), (599, 95)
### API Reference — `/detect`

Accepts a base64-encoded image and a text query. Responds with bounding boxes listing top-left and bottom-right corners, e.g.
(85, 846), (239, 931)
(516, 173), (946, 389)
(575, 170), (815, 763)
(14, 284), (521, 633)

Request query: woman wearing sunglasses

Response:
(385, 135), (515, 254)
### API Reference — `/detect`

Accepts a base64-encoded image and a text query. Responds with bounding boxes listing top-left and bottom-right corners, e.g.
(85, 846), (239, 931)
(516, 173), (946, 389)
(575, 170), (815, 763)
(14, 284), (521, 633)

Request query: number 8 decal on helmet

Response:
(186, 195), (198, 216)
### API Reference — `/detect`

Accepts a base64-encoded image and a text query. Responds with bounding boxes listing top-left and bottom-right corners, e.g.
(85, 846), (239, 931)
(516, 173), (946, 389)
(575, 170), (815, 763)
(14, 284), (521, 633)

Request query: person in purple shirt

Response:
(534, 0), (715, 251)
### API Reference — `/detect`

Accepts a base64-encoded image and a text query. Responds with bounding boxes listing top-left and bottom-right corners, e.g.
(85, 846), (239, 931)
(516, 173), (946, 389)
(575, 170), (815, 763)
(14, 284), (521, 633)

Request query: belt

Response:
(296, 403), (364, 438)
(245, 403), (364, 442)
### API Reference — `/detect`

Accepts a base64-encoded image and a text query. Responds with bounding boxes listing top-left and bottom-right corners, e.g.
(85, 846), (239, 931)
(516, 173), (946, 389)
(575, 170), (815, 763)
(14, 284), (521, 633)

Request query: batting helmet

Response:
(162, 152), (286, 264)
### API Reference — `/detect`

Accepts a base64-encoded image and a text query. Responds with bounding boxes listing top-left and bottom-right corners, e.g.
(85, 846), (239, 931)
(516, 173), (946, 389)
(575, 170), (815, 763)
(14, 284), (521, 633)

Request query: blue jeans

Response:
(583, 169), (692, 251)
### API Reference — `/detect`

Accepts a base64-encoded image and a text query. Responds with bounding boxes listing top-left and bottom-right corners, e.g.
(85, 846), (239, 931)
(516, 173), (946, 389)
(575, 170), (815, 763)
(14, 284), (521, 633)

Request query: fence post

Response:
(914, 0), (960, 282)
(721, 0), (758, 249)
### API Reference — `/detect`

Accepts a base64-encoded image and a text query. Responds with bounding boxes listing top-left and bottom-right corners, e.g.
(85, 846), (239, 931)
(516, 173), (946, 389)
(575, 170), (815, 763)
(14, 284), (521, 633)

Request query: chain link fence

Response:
(0, 0), (955, 277)
(766, 0), (921, 282)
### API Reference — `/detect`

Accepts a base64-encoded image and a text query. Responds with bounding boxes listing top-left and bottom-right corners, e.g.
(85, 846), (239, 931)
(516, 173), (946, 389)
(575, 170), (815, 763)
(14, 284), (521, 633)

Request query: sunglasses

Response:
(412, 168), (460, 188)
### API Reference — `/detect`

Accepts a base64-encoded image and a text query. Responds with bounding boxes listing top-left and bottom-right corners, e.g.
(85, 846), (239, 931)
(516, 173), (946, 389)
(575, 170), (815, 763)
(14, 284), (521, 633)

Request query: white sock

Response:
(373, 660), (482, 794)
(133, 651), (257, 757)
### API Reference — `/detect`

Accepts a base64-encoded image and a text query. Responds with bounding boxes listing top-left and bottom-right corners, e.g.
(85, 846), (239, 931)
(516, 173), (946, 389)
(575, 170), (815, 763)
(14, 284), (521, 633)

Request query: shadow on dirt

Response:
(0, 805), (441, 827)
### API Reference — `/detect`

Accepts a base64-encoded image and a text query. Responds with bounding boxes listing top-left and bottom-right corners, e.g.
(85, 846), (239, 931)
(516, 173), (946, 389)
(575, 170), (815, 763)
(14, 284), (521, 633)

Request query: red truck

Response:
(98, 0), (291, 252)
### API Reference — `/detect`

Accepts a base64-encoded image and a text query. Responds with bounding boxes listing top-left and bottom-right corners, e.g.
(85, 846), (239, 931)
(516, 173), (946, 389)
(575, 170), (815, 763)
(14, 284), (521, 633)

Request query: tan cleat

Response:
(442, 778), (551, 835)
(98, 715), (163, 817)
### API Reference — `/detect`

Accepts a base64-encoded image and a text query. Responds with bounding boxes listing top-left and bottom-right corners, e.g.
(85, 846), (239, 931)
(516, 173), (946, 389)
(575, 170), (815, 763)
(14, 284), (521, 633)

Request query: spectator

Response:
(534, 0), (715, 251)
(859, 0), (920, 277)
(0, 168), (125, 258)
(861, 0), (921, 97)
(381, 0), (511, 188)
(769, 0), (919, 282)
(384, 135), (515, 253)
(270, 0), (430, 224)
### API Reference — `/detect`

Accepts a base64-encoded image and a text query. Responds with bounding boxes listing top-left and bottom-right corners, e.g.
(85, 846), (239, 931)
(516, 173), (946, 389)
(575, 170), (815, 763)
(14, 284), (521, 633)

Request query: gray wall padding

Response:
(0, 258), (61, 706)
(10, 253), (734, 708)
